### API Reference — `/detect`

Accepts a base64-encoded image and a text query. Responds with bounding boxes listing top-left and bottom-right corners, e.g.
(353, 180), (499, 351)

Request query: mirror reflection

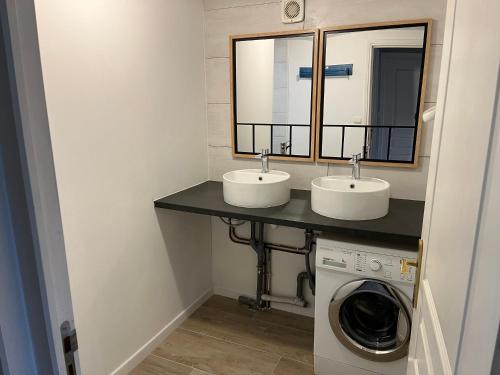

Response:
(232, 32), (316, 158)
(319, 24), (429, 164)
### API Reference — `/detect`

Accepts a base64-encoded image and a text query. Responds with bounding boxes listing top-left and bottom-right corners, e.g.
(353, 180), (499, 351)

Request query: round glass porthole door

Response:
(328, 279), (412, 362)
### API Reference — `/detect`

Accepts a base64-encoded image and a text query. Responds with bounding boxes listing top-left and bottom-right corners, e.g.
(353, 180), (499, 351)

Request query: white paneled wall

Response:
(204, 0), (446, 315)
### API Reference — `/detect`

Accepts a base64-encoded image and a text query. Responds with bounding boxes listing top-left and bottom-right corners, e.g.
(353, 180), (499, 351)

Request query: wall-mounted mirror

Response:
(316, 20), (432, 167)
(230, 30), (318, 161)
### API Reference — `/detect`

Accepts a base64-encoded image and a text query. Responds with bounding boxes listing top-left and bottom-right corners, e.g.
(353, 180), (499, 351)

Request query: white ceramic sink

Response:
(311, 176), (390, 220)
(223, 169), (291, 208)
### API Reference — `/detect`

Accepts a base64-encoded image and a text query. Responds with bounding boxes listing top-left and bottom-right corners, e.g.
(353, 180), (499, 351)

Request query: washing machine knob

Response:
(369, 259), (382, 271)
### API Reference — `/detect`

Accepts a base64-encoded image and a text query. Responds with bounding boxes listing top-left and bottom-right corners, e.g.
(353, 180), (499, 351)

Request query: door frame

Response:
(0, 0), (78, 373)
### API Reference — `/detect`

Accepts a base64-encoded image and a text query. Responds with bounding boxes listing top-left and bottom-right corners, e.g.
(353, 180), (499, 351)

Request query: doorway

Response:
(369, 47), (423, 161)
(0, 13), (55, 374)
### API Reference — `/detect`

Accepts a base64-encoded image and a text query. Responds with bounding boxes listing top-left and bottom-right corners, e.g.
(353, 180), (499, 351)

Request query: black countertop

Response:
(154, 181), (424, 246)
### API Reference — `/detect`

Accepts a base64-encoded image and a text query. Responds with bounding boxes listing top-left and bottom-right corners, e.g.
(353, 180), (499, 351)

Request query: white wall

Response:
(236, 39), (275, 152)
(287, 38), (313, 126)
(287, 37), (314, 155)
(33, 1), (211, 374)
(205, 0), (446, 316)
(236, 39), (275, 124)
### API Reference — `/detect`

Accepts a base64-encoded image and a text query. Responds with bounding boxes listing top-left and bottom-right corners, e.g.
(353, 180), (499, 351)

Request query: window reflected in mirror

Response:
(231, 31), (318, 161)
(317, 21), (431, 166)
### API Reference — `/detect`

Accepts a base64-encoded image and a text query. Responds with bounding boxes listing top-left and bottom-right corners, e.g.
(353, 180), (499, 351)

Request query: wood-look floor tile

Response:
(272, 358), (314, 375)
(202, 295), (254, 318)
(190, 369), (214, 375)
(154, 329), (280, 375)
(130, 354), (192, 375)
(182, 306), (314, 365)
(253, 309), (314, 333)
(206, 295), (313, 333)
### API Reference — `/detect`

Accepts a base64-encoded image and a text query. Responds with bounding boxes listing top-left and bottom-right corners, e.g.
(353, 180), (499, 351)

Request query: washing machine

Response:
(314, 234), (417, 375)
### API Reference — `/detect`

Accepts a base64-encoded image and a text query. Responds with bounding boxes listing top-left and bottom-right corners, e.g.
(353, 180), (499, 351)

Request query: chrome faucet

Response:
(348, 153), (362, 180)
(256, 148), (270, 173)
(280, 141), (291, 155)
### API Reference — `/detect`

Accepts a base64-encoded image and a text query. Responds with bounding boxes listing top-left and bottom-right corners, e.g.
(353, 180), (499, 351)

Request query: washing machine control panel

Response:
(318, 245), (417, 285)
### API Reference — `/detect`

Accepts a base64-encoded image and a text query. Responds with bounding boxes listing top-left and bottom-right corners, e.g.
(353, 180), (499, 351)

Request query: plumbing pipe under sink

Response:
(261, 294), (307, 307)
(223, 219), (316, 309)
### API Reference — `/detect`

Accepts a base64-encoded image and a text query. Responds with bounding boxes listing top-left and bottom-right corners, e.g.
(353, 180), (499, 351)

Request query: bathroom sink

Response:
(311, 176), (390, 220)
(223, 169), (291, 208)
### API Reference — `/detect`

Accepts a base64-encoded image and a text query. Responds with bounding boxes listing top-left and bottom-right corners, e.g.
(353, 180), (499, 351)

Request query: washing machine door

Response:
(328, 279), (412, 362)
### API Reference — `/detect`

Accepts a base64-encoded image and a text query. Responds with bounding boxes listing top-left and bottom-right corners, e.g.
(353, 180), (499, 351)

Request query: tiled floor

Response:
(131, 295), (315, 375)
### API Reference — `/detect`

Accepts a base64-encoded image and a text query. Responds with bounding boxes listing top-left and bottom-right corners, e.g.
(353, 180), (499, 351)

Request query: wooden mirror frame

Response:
(315, 19), (433, 168)
(229, 29), (319, 162)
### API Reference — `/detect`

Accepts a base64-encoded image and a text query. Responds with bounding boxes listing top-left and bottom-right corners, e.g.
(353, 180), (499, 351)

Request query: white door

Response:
(407, 0), (500, 374)
(1, 0), (80, 373)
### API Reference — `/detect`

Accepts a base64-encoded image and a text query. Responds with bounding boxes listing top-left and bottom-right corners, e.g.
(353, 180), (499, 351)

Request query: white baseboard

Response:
(110, 288), (213, 375)
(213, 286), (314, 318)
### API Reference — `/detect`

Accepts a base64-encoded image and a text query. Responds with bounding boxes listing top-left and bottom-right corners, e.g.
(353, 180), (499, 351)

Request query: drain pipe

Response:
(264, 247), (272, 309)
(305, 248), (315, 295)
(229, 225), (250, 245)
(230, 224), (314, 255)
(261, 230), (315, 306)
(261, 294), (307, 307)
(226, 220), (316, 308)
(296, 272), (310, 302)
(236, 222), (269, 310)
